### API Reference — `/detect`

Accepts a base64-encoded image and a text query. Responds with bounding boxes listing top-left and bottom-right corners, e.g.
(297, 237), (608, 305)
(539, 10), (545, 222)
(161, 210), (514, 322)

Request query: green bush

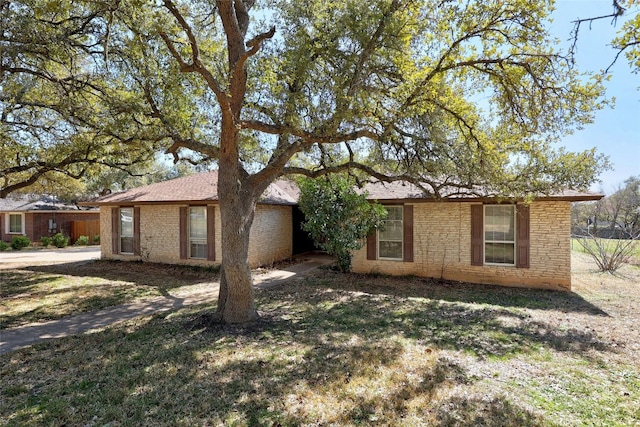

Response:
(93, 235), (100, 245)
(0, 241), (9, 251)
(51, 233), (69, 248)
(75, 235), (90, 246)
(41, 236), (52, 248)
(298, 176), (387, 272)
(11, 235), (31, 250)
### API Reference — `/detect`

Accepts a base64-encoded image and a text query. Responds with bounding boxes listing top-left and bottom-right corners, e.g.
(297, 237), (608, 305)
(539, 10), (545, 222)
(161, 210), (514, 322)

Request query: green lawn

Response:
(571, 237), (640, 261)
(1, 256), (639, 426)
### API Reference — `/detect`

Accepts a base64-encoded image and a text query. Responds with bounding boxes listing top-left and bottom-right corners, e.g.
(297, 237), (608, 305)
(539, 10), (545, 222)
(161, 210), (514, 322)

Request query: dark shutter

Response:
(179, 207), (188, 260)
(111, 207), (119, 254)
(366, 232), (377, 260)
(403, 205), (414, 262)
(133, 207), (141, 256)
(471, 204), (483, 266)
(207, 205), (216, 261)
(516, 204), (530, 269)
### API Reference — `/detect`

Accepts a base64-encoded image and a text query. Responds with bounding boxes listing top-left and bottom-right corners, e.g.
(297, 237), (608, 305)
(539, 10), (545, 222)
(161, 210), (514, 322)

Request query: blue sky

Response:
(550, 1), (639, 193)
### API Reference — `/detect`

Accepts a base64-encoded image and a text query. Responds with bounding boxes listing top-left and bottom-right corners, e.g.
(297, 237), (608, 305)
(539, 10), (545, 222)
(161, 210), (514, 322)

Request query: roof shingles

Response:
(87, 171), (298, 205)
(84, 170), (604, 206)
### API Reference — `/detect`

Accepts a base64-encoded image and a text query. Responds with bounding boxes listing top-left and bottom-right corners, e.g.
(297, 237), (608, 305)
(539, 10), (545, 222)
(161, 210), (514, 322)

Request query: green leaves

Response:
(1, 0), (612, 200)
(298, 175), (387, 272)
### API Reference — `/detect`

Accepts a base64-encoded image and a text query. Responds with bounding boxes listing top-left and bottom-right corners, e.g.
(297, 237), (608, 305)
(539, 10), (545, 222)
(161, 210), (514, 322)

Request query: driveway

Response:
(0, 246), (101, 266)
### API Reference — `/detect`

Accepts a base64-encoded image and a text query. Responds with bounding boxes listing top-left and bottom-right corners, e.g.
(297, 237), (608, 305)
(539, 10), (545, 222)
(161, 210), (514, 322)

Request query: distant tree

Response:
(606, 176), (640, 238)
(298, 176), (387, 273)
(572, 176), (639, 273)
(82, 159), (199, 197)
(572, 177), (639, 239)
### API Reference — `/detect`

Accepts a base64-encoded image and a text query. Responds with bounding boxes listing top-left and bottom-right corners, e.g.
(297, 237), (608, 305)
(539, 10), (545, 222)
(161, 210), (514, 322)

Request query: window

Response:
(120, 207), (134, 254)
(378, 206), (403, 260)
(8, 213), (24, 234)
(189, 207), (207, 259)
(484, 205), (515, 265)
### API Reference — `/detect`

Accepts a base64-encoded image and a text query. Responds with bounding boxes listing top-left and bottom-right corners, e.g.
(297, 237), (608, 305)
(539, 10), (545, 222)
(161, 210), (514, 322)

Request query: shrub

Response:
(51, 233), (69, 248)
(93, 235), (100, 245)
(75, 235), (90, 246)
(0, 241), (9, 251)
(574, 235), (639, 273)
(11, 235), (31, 250)
(41, 236), (52, 248)
(298, 176), (387, 272)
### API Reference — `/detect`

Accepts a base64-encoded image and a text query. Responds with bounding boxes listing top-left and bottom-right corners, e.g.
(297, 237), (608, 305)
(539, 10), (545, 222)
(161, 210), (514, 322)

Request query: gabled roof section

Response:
(84, 171), (299, 206)
(0, 195), (96, 212)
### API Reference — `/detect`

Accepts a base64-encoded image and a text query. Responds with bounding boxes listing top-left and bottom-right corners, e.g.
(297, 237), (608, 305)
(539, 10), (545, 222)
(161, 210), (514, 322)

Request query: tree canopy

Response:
(2, 0), (612, 198)
(1, 0), (615, 322)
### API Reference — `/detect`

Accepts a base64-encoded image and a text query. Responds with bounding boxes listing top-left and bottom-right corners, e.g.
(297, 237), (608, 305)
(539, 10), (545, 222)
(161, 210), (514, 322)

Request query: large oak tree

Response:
(2, 0), (612, 322)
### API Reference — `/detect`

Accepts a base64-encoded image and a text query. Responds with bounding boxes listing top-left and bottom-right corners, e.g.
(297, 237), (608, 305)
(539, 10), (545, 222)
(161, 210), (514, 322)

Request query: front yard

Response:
(1, 253), (639, 426)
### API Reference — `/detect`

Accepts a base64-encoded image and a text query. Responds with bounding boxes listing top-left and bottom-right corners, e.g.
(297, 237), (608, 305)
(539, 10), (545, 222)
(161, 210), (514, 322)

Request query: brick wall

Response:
(249, 204), (293, 267)
(100, 204), (292, 267)
(352, 201), (572, 290)
(1, 211), (98, 243)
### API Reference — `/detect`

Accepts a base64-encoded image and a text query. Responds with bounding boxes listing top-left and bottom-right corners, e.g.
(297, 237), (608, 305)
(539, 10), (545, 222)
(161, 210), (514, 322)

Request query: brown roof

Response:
(82, 171), (604, 206)
(358, 180), (604, 202)
(83, 171), (298, 206)
(0, 194), (97, 212)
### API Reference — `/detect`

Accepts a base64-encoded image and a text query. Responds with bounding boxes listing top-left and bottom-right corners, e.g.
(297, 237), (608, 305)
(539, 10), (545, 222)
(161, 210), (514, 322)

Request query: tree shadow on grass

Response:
(256, 279), (614, 360)
(0, 266), (619, 426)
(1, 283), (590, 427)
(23, 259), (220, 289)
(434, 395), (543, 426)
(0, 270), (61, 298)
(312, 269), (609, 316)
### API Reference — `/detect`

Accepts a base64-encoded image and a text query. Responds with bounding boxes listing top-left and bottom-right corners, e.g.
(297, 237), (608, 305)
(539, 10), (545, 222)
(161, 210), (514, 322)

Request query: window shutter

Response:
(111, 207), (119, 254)
(366, 232), (377, 260)
(471, 204), (483, 265)
(516, 204), (530, 269)
(179, 207), (188, 260)
(207, 205), (216, 261)
(133, 207), (141, 256)
(403, 205), (414, 262)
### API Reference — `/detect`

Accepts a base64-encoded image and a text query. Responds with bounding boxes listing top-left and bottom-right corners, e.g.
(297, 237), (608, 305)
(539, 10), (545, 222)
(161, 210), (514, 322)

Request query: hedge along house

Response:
(82, 171), (300, 268)
(0, 195), (99, 244)
(352, 181), (603, 291)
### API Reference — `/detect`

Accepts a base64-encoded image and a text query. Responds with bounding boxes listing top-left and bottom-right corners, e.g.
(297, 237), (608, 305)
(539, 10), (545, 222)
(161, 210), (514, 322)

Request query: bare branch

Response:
(569, 0), (627, 68)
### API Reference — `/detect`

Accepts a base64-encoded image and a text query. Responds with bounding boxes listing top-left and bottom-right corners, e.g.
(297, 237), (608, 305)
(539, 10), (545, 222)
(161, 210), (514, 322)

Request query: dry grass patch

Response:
(1, 252), (639, 426)
(0, 260), (219, 329)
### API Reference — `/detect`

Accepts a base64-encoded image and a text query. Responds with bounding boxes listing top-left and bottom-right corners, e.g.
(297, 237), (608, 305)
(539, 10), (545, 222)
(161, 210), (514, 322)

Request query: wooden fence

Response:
(70, 220), (101, 244)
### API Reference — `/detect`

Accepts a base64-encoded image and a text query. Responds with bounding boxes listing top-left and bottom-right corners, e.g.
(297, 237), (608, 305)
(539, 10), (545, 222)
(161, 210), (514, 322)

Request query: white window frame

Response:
(119, 207), (134, 255)
(5, 213), (25, 235)
(483, 205), (516, 266)
(189, 206), (208, 259)
(378, 205), (403, 261)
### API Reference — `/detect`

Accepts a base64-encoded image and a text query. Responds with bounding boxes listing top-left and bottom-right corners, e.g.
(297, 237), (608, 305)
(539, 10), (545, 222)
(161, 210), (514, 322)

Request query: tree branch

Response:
(241, 120), (378, 143)
(160, 0), (228, 103)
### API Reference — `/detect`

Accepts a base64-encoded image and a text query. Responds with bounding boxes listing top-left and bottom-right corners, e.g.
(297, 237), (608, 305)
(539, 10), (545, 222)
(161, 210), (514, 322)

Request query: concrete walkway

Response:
(0, 246), (101, 266)
(0, 254), (333, 355)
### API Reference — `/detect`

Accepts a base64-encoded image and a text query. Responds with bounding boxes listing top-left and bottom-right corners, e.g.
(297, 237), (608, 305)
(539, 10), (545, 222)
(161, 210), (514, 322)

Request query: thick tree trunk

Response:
(214, 162), (260, 323)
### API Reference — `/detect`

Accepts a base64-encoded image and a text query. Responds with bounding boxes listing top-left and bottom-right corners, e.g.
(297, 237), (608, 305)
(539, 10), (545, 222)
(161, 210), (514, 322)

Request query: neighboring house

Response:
(353, 181), (603, 291)
(84, 171), (603, 291)
(0, 195), (100, 244)
(82, 171), (302, 268)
